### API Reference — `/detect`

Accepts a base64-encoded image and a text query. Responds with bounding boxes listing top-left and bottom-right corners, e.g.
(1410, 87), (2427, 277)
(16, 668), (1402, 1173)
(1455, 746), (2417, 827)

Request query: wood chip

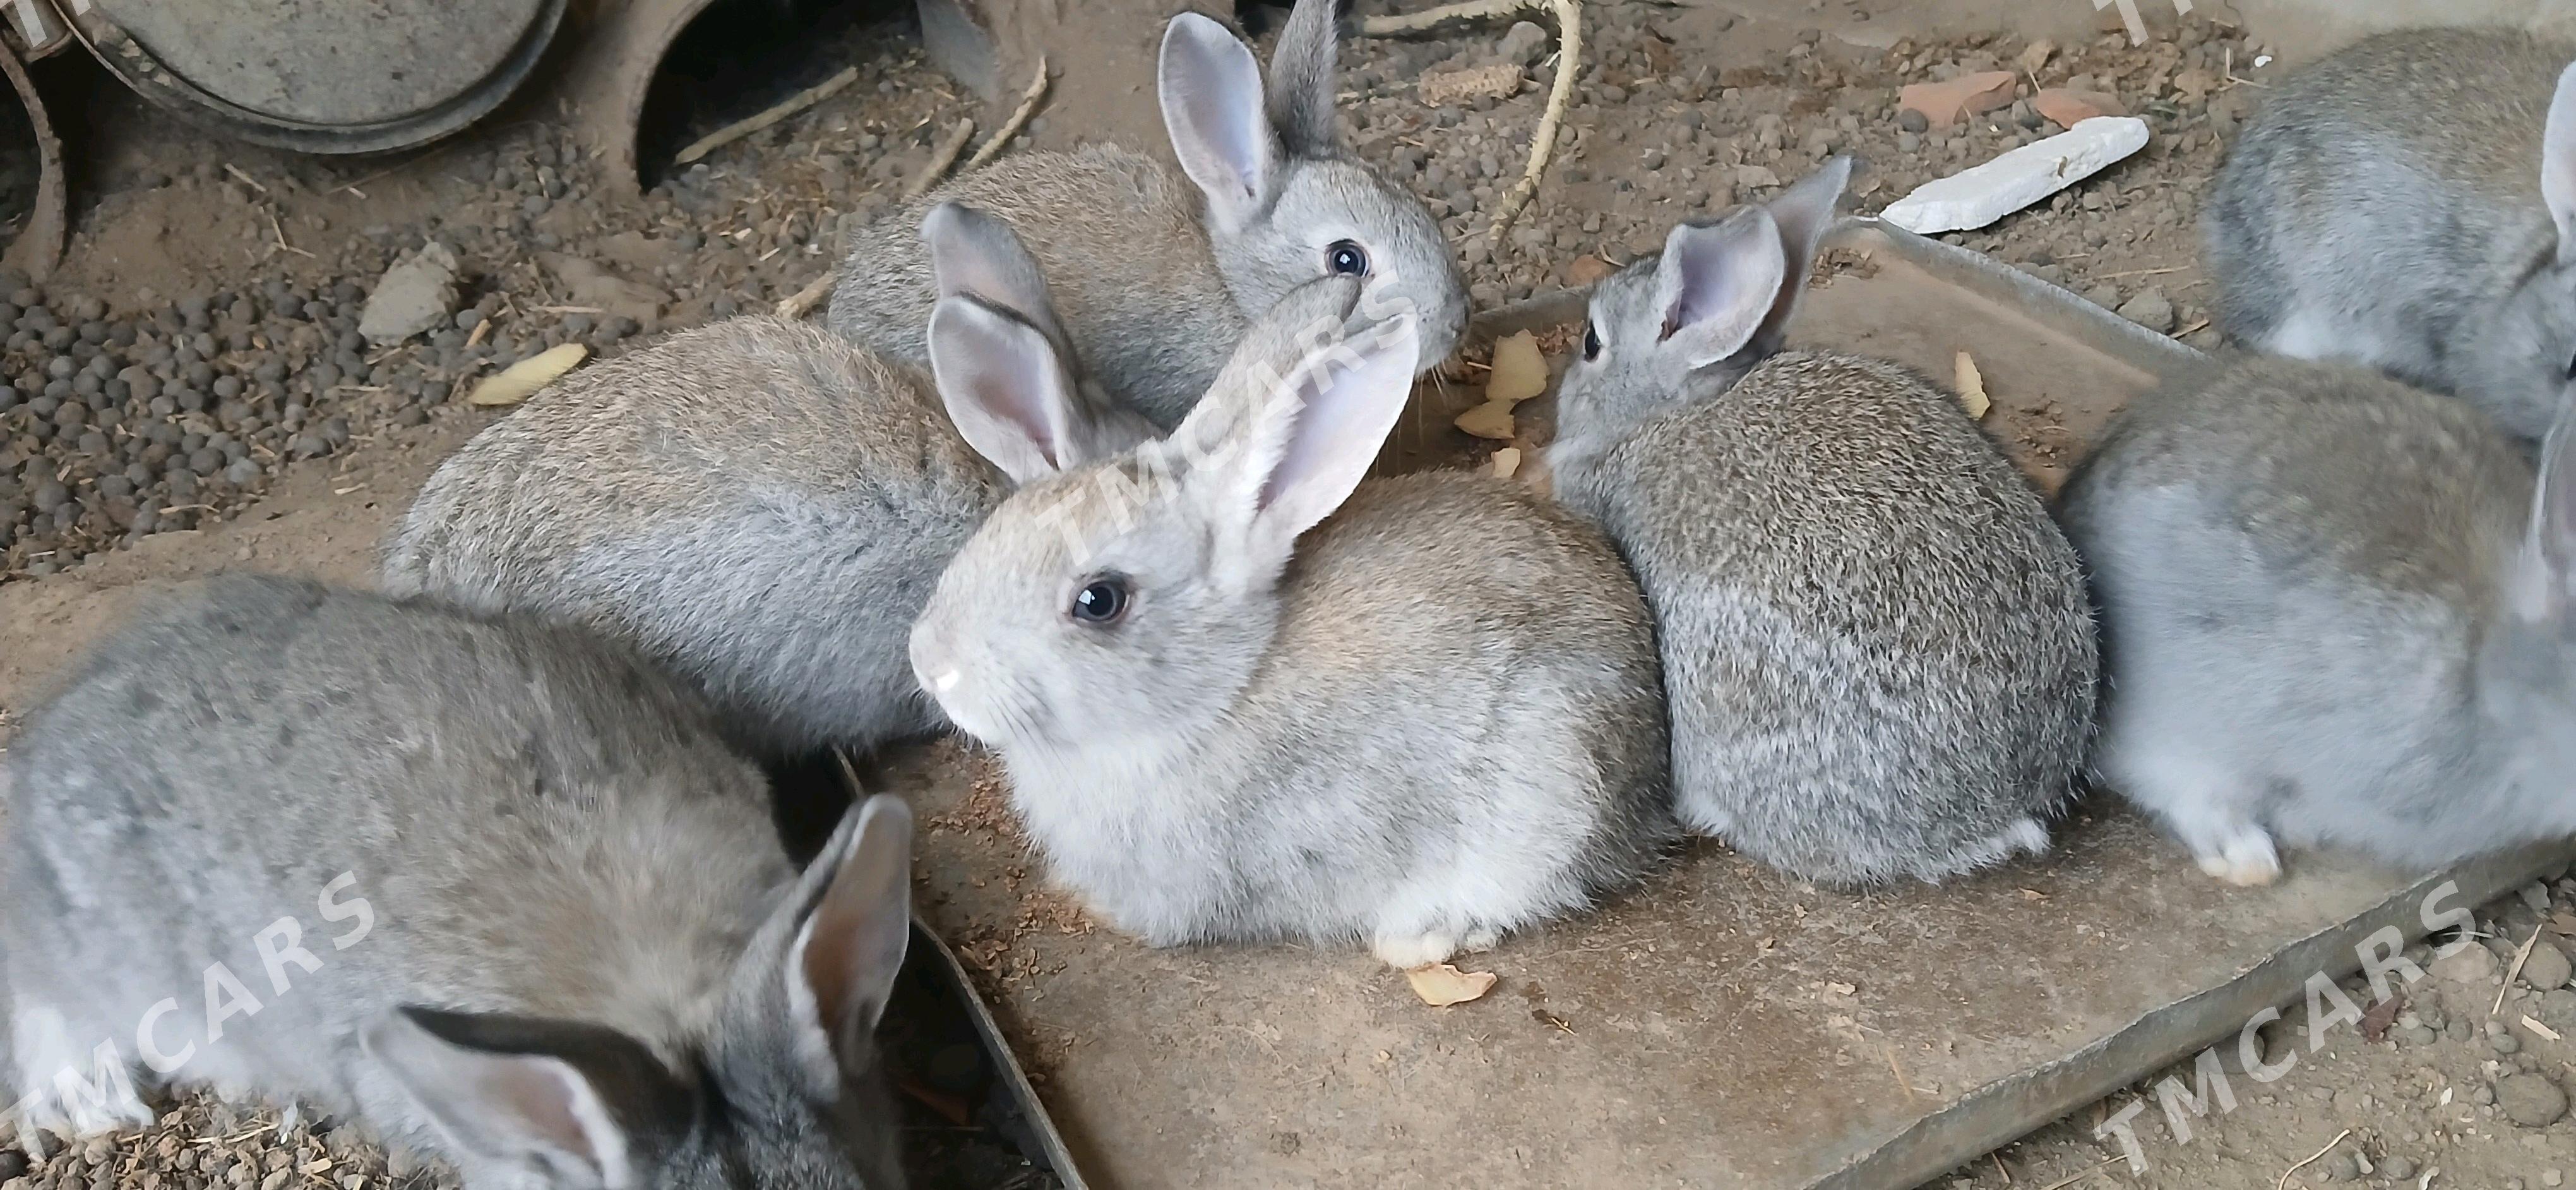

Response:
(1454, 398), (1518, 441)
(1486, 330), (1548, 404)
(1405, 963), (1498, 1006)
(1489, 446), (1523, 478)
(467, 343), (588, 407)
(1954, 350), (1991, 420)
(2524, 1014), (2565, 1042)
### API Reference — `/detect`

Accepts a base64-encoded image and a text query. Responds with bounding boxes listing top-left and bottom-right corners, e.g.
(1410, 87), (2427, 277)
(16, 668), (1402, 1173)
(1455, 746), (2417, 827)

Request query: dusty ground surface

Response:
(0, 0), (2570, 1186)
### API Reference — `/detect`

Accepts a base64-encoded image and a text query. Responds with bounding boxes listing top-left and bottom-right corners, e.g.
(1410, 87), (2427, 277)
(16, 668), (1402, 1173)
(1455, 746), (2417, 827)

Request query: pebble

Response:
(1497, 20), (1549, 66)
(2499, 1074), (2570, 1129)
(2116, 287), (2176, 333)
(2383, 1155), (2416, 1180)
(357, 242), (460, 346)
(2435, 942), (2503, 986)
(2523, 941), (2573, 992)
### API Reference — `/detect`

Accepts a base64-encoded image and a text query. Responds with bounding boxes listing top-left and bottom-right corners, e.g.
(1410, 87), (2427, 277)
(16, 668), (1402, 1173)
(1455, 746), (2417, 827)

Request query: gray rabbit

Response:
(908, 277), (1674, 969)
(2061, 358), (2576, 883)
(383, 205), (1151, 759)
(2203, 28), (2576, 442)
(0, 575), (914, 1190)
(827, 0), (1467, 428)
(1547, 159), (2100, 886)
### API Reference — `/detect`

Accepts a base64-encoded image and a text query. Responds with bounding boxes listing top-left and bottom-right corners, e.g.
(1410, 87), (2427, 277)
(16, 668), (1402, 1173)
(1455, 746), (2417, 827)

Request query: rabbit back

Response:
(828, 146), (1244, 428)
(2204, 28), (2576, 439)
(1, 575), (787, 1144)
(1561, 351), (2097, 886)
(994, 471), (1674, 965)
(2060, 358), (2561, 877)
(384, 316), (1003, 756)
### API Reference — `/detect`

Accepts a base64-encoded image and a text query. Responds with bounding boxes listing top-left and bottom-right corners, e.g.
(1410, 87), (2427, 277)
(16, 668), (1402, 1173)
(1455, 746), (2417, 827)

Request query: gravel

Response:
(2500, 1074), (2572, 1129)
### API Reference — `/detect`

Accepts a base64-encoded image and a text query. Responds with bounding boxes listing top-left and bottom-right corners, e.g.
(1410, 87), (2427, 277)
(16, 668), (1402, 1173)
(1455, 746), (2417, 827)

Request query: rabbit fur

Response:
(2060, 357), (2576, 884)
(908, 277), (1674, 969)
(827, 0), (1465, 428)
(0, 575), (915, 1190)
(1548, 159), (2101, 886)
(383, 205), (1150, 759)
(2204, 28), (2576, 442)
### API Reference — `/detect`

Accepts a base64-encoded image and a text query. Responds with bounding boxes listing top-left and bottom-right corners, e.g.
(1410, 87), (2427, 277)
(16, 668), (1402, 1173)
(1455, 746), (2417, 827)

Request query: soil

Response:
(0, 0), (2568, 1187)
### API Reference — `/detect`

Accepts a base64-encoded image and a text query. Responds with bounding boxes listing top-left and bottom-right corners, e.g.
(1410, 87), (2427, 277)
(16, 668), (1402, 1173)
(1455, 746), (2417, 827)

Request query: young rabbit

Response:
(2203, 29), (2576, 442)
(382, 204), (1152, 759)
(1547, 159), (2100, 886)
(906, 277), (1675, 969)
(827, 0), (1467, 428)
(0, 575), (914, 1190)
(2060, 359), (2576, 884)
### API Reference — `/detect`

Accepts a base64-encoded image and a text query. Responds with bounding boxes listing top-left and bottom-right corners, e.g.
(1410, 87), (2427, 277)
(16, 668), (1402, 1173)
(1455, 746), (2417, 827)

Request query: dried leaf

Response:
(1406, 963), (1498, 1006)
(1953, 350), (1991, 420)
(1486, 330), (1549, 406)
(468, 342), (590, 407)
(1489, 446), (1523, 478)
(1455, 398), (1518, 441)
(1419, 62), (1523, 107)
(2358, 992), (2403, 1043)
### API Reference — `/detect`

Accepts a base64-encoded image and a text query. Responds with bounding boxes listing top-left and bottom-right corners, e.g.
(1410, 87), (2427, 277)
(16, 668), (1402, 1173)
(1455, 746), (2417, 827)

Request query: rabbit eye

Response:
(1325, 240), (1369, 277)
(1070, 576), (1130, 626)
(1582, 323), (1602, 362)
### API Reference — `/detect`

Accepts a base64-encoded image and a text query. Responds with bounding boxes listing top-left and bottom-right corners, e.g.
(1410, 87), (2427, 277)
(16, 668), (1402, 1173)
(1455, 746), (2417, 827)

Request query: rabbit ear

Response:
(366, 1007), (695, 1190)
(2535, 403), (2576, 614)
(1750, 156), (1850, 356)
(1179, 310), (1417, 591)
(1161, 12), (1280, 232)
(1652, 208), (1789, 371)
(922, 202), (1073, 356)
(784, 796), (914, 1085)
(1265, 0), (1342, 157)
(929, 296), (1087, 485)
(2544, 61), (2576, 265)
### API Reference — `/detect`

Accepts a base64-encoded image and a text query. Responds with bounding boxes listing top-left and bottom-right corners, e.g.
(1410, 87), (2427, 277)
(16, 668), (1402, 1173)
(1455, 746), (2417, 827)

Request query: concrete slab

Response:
(875, 224), (2576, 1189)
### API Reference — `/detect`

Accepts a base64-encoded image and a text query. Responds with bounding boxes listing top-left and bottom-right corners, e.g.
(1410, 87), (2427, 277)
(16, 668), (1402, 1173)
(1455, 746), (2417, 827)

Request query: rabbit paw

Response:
(1370, 930), (1462, 970)
(9, 1006), (153, 1141)
(2195, 830), (2283, 887)
(1460, 926), (1503, 955)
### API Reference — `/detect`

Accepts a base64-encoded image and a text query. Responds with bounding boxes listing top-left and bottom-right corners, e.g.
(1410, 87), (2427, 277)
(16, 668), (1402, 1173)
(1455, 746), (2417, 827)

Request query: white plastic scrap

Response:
(1878, 116), (2152, 235)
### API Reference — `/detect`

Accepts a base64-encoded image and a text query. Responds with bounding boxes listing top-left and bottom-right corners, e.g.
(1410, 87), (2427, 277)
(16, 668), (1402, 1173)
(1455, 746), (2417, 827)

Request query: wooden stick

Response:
(674, 66), (860, 166)
(775, 270), (838, 320)
(902, 118), (977, 201)
(1356, 0), (1537, 35)
(963, 56), (1052, 173)
(2496, 927), (2544, 1016)
(2036, 1157), (2120, 1190)
(2278, 1129), (2353, 1190)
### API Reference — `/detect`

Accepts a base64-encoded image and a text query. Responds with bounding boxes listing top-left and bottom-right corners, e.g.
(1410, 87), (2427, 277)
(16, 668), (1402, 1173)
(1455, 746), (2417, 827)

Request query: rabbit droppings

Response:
(2061, 359), (2576, 884)
(383, 206), (1152, 759)
(0, 575), (914, 1190)
(1548, 160), (2101, 886)
(2204, 29), (2576, 442)
(908, 278), (1676, 970)
(827, 0), (1467, 427)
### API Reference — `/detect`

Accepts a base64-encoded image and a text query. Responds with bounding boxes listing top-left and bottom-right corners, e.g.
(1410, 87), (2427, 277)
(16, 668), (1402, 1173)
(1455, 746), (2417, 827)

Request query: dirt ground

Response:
(1, 0), (2571, 1186)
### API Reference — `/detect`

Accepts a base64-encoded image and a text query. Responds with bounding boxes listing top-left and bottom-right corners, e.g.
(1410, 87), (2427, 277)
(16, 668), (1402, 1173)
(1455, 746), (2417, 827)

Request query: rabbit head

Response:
(1159, 0), (1465, 378)
(2460, 59), (2576, 441)
(1555, 158), (1849, 445)
(922, 201), (1159, 467)
(364, 797), (916, 1190)
(910, 277), (1417, 753)
(2491, 388), (2576, 781)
